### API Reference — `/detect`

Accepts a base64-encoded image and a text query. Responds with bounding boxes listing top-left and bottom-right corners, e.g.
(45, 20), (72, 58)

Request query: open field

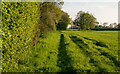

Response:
(15, 30), (118, 72)
(2, 31), (119, 72)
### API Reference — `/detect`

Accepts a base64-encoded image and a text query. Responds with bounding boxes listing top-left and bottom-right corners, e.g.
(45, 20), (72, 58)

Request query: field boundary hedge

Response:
(2, 2), (41, 72)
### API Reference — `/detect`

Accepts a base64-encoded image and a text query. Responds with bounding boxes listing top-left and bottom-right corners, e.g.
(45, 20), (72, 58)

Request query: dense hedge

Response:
(2, 2), (41, 72)
(2, 1), (64, 72)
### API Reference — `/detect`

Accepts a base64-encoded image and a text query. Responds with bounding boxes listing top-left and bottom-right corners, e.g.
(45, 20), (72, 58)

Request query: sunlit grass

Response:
(2, 30), (119, 72)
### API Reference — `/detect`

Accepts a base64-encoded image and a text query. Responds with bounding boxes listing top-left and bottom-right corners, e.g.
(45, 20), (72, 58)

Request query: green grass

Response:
(33, 31), (61, 72)
(18, 31), (62, 72)
(62, 31), (119, 72)
(3, 30), (119, 72)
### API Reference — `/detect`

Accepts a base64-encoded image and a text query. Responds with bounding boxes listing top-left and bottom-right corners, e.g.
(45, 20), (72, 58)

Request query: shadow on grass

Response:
(57, 34), (76, 72)
(100, 50), (120, 67)
(70, 36), (107, 72)
(82, 37), (108, 48)
(81, 36), (120, 69)
(70, 36), (90, 55)
(82, 36), (120, 70)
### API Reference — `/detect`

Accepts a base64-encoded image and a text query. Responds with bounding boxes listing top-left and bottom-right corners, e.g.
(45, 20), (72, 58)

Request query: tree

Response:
(39, 2), (63, 32)
(113, 22), (118, 28)
(109, 24), (113, 28)
(103, 22), (108, 27)
(109, 22), (118, 28)
(99, 25), (103, 28)
(56, 11), (71, 30)
(73, 11), (98, 30)
(95, 25), (99, 28)
(118, 23), (120, 29)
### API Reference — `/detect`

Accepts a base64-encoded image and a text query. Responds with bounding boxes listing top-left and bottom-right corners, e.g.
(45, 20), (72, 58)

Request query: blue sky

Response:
(62, 0), (119, 25)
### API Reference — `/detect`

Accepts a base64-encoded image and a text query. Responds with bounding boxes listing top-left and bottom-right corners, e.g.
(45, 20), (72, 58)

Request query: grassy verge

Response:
(31, 31), (61, 72)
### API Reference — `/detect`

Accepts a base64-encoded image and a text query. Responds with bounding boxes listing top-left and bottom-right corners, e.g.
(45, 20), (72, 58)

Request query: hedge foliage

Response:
(2, 2), (41, 72)
(2, 1), (67, 71)
(2, 1), (65, 72)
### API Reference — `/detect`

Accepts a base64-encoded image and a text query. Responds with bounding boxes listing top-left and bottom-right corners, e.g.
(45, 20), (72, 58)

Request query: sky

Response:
(62, 0), (119, 25)
(63, 0), (119, 2)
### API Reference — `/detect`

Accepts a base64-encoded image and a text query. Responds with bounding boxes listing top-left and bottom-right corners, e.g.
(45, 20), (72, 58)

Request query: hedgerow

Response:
(2, 1), (65, 72)
(2, 2), (41, 72)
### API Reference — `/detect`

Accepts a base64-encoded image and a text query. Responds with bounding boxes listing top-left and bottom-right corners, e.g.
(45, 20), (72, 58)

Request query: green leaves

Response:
(57, 11), (71, 30)
(2, 1), (65, 72)
(2, 2), (41, 72)
(40, 2), (62, 32)
(74, 11), (98, 30)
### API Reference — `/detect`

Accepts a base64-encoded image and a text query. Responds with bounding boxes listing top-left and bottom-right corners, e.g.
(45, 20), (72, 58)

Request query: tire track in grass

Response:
(96, 48), (120, 68)
(83, 37), (108, 48)
(57, 34), (76, 72)
(70, 36), (108, 72)
(82, 36), (120, 68)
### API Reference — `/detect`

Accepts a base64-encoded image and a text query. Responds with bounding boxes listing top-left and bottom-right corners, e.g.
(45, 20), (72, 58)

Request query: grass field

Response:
(17, 30), (119, 72)
(2, 30), (119, 72)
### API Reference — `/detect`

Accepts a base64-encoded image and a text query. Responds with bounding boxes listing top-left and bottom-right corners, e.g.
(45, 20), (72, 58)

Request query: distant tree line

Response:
(94, 22), (118, 29)
(70, 11), (119, 30)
